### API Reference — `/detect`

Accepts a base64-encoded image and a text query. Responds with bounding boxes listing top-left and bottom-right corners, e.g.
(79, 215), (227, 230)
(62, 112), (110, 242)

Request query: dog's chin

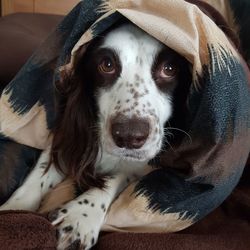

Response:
(104, 145), (159, 162)
(109, 149), (148, 162)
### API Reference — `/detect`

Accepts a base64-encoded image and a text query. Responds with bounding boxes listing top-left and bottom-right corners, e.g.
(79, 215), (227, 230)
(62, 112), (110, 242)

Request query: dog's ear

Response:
(51, 43), (105, 191)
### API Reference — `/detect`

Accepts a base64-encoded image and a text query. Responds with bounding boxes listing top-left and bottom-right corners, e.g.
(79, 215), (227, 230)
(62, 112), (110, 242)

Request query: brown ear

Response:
(38, 178), (76, 213)
(51, 38), (105, 191)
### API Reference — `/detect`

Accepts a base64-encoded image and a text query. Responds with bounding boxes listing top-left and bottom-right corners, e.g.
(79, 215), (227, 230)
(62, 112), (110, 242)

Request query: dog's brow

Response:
(155, 48), (180, 61)
(93, 47), (120, 59)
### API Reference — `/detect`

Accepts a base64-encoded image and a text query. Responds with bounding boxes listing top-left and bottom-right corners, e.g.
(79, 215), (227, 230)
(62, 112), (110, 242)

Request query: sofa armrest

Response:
(0, 13), (63, 91)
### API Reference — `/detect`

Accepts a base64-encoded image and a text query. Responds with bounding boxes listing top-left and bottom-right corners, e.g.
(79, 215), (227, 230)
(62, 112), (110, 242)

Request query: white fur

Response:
(0, 24), (175, 249)
(98, 24), (172, 170)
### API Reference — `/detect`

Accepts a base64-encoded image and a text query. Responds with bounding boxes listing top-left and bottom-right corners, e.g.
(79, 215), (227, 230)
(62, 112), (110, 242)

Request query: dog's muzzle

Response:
(110, 115), (150, 149)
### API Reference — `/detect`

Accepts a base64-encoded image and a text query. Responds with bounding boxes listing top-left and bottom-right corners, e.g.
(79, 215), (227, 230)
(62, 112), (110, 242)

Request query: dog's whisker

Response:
(165, 131), (174, 139)
(161, 134), (177, 154)
(164, 127), (192, 144)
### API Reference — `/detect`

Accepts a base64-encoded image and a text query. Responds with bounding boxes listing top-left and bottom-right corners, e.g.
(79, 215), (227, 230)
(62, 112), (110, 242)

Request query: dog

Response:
(0, 23), (191, 249)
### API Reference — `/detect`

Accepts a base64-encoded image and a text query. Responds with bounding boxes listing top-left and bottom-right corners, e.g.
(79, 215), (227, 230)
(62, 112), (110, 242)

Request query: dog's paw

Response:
(50, 198), (106, 250)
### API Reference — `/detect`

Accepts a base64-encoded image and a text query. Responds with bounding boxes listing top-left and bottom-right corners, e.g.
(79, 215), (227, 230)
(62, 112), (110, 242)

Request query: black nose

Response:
(111, 116), (150, 149)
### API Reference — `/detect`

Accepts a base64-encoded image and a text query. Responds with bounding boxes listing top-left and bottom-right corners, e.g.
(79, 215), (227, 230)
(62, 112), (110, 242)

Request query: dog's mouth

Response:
(103, 138), (161, 162)
(107, 148), (148, 161)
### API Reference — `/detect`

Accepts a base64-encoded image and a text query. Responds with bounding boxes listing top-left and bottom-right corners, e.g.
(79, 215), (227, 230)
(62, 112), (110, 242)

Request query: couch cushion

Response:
(0, 13), (63, 92)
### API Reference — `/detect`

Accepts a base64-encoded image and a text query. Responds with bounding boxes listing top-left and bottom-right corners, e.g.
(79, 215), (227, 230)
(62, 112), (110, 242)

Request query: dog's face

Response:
(53, 23), (191, 187)
(83, 24), (190, 162)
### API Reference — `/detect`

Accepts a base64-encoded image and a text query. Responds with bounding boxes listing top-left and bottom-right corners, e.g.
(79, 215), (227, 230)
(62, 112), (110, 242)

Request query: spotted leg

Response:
(50, 171), (140, 250)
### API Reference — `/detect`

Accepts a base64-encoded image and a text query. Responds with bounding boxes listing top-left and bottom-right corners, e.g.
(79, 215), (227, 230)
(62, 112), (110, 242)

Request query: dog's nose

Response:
(111, 116), (150, 149)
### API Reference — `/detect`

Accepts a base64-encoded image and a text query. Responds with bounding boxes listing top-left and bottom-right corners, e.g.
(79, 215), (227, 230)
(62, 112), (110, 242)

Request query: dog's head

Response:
(52, 24), (191, 188)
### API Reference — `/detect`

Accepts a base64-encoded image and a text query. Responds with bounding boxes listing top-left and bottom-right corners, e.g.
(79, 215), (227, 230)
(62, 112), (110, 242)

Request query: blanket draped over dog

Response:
(0, 0), (249, 234)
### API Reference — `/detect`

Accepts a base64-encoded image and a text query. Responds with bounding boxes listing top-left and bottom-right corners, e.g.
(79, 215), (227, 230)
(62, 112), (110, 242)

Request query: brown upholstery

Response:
(0, 13), (63, 92)
(1, 202), (250, 250)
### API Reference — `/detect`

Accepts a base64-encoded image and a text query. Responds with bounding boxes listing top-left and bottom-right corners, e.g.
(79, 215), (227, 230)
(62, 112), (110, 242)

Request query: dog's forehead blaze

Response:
(100, 24), (163, 64)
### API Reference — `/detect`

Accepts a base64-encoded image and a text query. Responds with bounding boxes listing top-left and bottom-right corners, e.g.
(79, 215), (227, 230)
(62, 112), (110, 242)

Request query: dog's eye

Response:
(98, 57), (116, 74)
(160, 62), (177, 78)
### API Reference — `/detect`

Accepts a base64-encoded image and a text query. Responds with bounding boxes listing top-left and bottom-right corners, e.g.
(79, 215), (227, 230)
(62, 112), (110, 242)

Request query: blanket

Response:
(0, 0), (249, 234)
